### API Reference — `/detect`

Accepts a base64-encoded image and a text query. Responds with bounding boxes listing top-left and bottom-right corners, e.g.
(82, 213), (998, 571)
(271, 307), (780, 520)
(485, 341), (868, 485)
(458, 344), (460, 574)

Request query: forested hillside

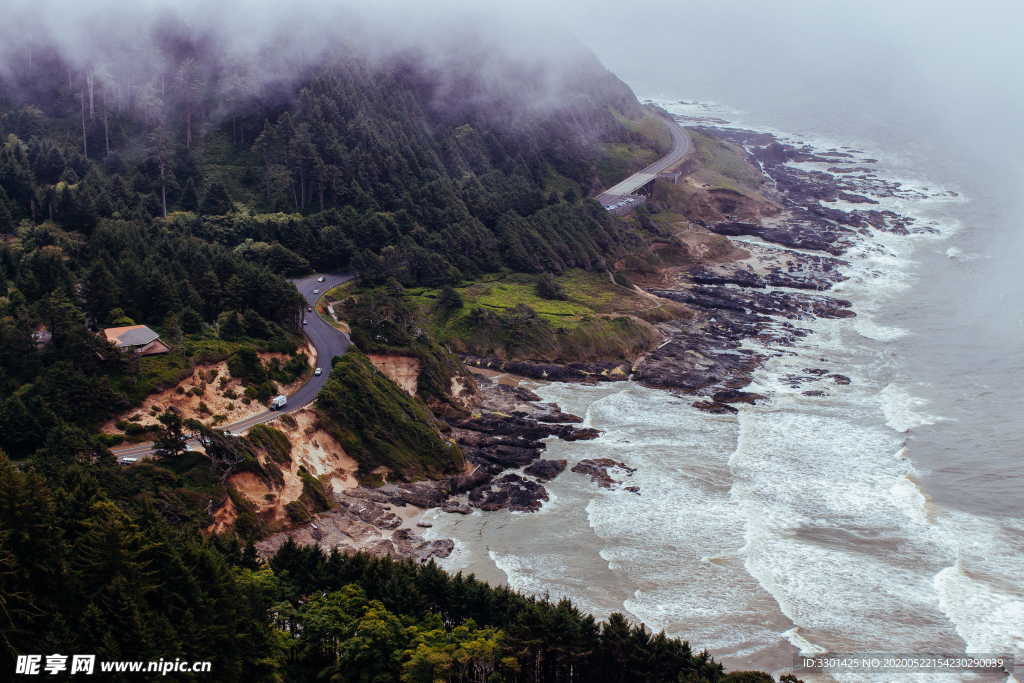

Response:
(0, 29), (663, 453)
(0, 17), (784, 681)
(3, 449), (789, 682)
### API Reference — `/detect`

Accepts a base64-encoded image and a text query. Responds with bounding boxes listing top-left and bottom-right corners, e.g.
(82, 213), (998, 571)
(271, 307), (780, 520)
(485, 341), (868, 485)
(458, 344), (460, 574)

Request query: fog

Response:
(7, 0), (1019, 178)
(4, 0), (1020, 211)
(551, 0), (1024, 338)
(555, 0), (1024, 184)
(0, 0), (600, 117)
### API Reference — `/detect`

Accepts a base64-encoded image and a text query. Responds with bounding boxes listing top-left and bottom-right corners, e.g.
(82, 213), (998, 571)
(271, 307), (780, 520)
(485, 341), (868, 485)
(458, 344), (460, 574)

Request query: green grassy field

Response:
(688, 129), (766, 196)
(401, 270), (666, 363)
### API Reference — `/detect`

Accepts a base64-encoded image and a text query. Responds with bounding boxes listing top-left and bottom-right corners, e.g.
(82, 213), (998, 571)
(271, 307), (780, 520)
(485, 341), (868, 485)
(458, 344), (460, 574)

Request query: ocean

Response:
(423, 95), (1024, 681)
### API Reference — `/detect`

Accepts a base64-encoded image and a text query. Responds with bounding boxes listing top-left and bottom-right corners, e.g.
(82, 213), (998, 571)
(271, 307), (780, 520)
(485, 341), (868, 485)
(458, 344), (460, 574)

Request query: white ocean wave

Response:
(879, 383), (942, 432)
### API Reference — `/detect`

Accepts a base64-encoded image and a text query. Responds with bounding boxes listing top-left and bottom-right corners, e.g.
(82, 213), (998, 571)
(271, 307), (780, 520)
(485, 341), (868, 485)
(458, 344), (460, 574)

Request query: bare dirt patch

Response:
(102, 344), (314, 434)
(226, 407), (359, 529)
(367, 354), (420, 396)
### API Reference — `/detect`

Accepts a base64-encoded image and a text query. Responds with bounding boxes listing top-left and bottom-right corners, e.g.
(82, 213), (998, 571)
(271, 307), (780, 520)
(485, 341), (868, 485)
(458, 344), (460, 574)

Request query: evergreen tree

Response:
(179, 177), (199, 211)
(200, 182), (234, 215)
(0, 187), (14, 233)
(536, 272), (567, 300)
(153, 410), (188, 459)
(436, 285), (463, 315)
(83, 262), (120, 323)
(219, 311), (245, 341)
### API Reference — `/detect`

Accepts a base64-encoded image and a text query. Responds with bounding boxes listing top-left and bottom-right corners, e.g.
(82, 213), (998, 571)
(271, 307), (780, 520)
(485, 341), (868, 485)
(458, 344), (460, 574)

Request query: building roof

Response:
(103, 325), (161, 348)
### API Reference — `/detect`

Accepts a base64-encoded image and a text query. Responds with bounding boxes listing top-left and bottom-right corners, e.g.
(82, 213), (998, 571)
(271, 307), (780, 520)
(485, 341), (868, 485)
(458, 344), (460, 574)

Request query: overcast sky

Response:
(5, 0), (1021, 187)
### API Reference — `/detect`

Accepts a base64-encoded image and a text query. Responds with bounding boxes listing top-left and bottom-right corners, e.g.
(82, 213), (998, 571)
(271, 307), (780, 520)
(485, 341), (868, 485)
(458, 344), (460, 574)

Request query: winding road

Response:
(596, 110), (692, 206)
(111, 273), (353, 462)
(111, 115), (689, 462)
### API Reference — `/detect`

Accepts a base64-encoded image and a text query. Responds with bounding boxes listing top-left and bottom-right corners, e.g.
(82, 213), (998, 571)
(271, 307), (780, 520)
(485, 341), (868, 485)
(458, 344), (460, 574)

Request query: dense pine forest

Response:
(0, 16), (785, 682)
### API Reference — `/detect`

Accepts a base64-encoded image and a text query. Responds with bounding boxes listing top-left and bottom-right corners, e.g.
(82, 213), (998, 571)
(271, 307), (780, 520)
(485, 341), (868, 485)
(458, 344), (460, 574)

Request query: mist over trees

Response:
(0, 4), (777, 680)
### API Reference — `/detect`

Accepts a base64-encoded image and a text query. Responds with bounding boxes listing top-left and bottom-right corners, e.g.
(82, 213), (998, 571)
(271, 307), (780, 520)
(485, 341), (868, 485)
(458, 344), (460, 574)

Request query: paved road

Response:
(596, 111), (692, 206)
(112, 273), (353, 461)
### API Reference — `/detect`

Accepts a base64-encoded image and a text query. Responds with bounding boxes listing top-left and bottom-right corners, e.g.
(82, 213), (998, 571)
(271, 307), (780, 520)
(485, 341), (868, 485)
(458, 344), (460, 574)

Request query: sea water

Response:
(425, 99), (1024, 680)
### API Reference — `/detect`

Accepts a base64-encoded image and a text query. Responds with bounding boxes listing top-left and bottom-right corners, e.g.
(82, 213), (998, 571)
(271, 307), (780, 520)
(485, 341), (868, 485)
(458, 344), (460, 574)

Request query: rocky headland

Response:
(252, 120), (940, 563)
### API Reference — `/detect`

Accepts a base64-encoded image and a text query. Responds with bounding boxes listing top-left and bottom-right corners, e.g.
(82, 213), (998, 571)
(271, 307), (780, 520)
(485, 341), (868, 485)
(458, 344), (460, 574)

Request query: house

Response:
(102, 324), (171, 356)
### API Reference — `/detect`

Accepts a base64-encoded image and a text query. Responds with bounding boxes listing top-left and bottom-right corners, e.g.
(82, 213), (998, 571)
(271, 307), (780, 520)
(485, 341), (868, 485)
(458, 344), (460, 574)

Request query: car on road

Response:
(313, 289), (319, 294)
(118, 456), (138, 464)
(314, 367), (322, 376)
(317, 276), (325, 282)
(302, 319), (308, 325)
(307, 305), (312, 312)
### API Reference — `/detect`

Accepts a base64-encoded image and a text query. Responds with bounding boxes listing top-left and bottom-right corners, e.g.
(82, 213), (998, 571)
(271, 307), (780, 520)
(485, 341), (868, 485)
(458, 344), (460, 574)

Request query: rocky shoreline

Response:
(261, 123), (938, 563)
(460, 124), (943, 411)
(257, 371), (604, 562)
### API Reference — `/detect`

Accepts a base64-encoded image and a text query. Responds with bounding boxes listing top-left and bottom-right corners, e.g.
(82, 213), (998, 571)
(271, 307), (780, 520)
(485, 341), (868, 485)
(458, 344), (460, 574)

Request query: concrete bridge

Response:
(596, 111), (692, 210)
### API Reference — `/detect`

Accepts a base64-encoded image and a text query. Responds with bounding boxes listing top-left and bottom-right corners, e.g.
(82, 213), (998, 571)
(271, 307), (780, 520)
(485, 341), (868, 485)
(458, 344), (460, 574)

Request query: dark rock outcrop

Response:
(469, 474), (549, 512)
(693, 400), (738, 414)
(713, 390), (766, 404)
(441, 500), (472, 515)
(523, 459), (567, 481)
(376, 481), (450, 509)
(571, 458), (637, 490)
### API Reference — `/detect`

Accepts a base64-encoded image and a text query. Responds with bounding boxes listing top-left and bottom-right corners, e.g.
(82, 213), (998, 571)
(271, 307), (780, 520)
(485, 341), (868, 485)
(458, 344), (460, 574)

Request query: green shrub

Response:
(315, 350), (463, 481)
(247, 424), (292, 465)
(97, 433), (125, 447)
(536, 273), (567, 300)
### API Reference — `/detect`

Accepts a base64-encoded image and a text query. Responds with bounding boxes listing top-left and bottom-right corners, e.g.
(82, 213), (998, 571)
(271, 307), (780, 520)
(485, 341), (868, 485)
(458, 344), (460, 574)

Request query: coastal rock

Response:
(448, 467), (493, 493)
(838, 191), (878, 204)
(652, 285), (854, 321)
(571, 458), (636, 490)
(523, 458), (567, 481)
(334, 495), (402, 530)
(255, 507), (454, 564)
(474, 443), (541, 468)
(633, 318), (764, 394)
(463, 356), (628, 383)
(535, 412), (584, 424)
(830, 374), (851, 385)
(693, 400), (739, 414)
(377, 481), (450, 509)
(707, 220), (853, 255)
(469, 473), (549, 512)
(713, 389), (766, 404)
(441, 500), (472, 515)
(390, 528), (454, 562)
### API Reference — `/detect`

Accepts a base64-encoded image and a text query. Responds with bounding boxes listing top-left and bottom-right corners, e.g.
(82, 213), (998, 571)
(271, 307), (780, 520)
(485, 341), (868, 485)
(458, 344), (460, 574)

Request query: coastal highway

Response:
(111, 116), (688, 462)
(111, 273), (353, 461)
(596, 110), (692, 206)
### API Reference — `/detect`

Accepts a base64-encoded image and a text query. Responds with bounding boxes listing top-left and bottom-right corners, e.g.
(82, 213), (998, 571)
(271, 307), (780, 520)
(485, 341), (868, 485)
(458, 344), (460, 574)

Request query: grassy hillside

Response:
(401, 270), (680, 363)
(315, 350), (464, 482)
(688, 129), (768, 197)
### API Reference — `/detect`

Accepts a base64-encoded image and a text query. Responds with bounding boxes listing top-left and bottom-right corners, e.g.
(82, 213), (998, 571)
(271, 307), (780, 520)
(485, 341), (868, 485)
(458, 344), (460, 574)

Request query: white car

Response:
(313, 289), (319, 294)
(317, 276), (325, 282)
(314, 367), (323, 376)
(302, 319), (308, 325)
